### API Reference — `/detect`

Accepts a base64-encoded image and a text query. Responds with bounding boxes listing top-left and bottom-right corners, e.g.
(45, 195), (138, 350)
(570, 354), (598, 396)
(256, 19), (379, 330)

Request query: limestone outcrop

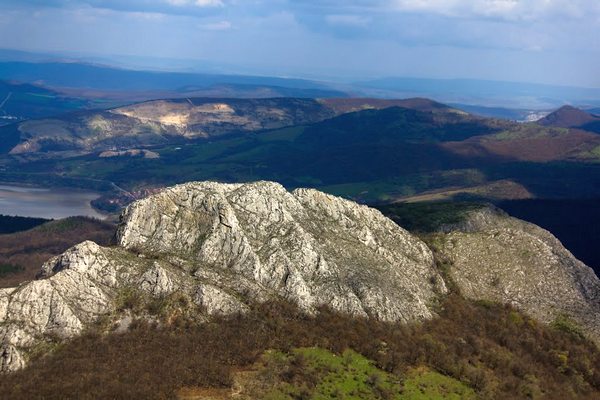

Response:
(2, 182), (599, 374)
(0, 181), (445, 372)
(435, 207), (600, 341)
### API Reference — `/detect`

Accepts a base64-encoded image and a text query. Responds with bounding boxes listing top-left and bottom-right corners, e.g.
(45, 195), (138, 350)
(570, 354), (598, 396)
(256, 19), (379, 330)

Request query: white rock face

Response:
(3, 182), (600, 374)
(118, 181), (446, 321)
(436, 208), (600, 341)
(0, 181), (445, 372)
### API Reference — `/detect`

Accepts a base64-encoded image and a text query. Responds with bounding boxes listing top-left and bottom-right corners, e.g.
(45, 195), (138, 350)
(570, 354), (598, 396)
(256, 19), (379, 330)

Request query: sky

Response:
(0, 0), (599, 87)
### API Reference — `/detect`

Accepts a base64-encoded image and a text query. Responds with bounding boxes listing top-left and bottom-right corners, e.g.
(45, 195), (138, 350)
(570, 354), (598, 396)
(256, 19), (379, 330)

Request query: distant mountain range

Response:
(0, 61), (346, 101)
(4, 97), (600, 163)
(0, 97), (470, 155)
(1, 53), (599, 110)
(356, 77), (600, 109)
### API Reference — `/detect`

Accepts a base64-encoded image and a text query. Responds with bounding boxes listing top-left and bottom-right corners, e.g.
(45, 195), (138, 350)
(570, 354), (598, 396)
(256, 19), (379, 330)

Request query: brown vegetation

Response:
(1, 295), (599, 399)
(443, 127), (600, 162)
(538, 106), (600, 129)
(319, 97), (452, 114)
(0, 217), (115, 288)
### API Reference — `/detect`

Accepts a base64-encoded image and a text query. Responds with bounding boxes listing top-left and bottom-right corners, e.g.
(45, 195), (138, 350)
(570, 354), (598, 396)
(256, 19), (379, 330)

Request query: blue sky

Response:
(1, 0), (598, 87)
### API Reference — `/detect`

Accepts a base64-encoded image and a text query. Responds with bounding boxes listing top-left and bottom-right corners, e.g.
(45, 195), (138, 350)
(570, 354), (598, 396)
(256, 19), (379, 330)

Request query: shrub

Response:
(1, 296), (599, 399)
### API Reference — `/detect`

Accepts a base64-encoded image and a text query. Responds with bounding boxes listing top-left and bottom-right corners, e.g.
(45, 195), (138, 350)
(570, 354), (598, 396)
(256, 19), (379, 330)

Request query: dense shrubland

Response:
(1, 295), (599, 399)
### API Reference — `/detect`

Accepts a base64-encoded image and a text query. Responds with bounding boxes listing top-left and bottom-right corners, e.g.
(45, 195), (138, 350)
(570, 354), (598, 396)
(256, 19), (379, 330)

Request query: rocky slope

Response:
(0, 181), (445, 372)
(433, 207), (600, 340)
(1, 182), (599, 374)
(7, 98), (336, 154)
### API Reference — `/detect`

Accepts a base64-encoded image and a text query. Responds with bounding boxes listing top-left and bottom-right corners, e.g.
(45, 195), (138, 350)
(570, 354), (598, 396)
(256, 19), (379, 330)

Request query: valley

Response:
(3, 3), (600, 399)
(1, 95), (600, 276)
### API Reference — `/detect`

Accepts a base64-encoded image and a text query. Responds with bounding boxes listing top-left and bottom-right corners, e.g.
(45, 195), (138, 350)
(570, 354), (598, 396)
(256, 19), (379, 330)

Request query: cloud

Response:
(5, 0), (600, 23)
(292, 0), (599, 22)
(389, 0), (554, 20)
(0, 0), (598, 87)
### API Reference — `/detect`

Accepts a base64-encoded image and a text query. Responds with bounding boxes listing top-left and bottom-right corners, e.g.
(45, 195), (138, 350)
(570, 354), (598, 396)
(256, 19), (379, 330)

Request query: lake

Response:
(0, 184), (105, 219)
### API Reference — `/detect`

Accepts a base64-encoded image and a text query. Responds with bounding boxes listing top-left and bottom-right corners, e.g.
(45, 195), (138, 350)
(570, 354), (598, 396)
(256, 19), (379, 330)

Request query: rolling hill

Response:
(0, 81), (94, 124)
(537, 105), (600, 133)
(442, 124), (600, 162)
(0, 98), (337, 154)
(3, 99), (600, 210)
(0, 97), (476, 156)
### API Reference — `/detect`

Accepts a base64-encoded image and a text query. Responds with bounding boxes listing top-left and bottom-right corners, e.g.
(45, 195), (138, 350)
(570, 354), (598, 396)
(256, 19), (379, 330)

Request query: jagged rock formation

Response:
(434, 207), (600, 341)
(0, 181), (445, 372)
(2, 182), (600, 374)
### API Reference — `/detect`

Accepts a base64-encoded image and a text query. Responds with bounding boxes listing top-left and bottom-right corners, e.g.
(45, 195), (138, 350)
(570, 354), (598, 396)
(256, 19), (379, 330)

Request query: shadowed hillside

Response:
(0, 214), (49, 234)
(5, 102), (600, 206)
(0, 217), (115, 288)
(0, 80), (93, 123)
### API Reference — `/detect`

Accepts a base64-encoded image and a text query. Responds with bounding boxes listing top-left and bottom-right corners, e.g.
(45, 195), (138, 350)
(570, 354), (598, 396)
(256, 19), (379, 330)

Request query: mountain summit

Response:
(1, 181), (599, 373)
(0, 181), (445, 372)
(538, 105), (600, 130)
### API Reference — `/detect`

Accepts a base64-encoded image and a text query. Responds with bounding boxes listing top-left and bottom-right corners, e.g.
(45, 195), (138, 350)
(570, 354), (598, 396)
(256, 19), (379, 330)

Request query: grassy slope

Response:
(237, 347), (475, 399)
(443, 124), (600, 163)
(0, 216), (115, 288)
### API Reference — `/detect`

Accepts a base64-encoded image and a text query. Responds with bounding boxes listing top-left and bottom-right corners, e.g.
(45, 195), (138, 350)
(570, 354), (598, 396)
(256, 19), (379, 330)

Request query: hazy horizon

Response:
(1, 0), (598, 88)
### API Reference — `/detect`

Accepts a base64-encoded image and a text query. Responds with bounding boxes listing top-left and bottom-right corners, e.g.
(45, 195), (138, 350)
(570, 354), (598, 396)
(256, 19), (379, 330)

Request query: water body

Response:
(0, 184), (104, 219)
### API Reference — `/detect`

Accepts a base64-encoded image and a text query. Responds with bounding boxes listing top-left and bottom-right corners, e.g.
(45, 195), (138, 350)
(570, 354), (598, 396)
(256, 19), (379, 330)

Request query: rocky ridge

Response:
(1, 182), (600, 373)
(0, 181), (445, 372)
(434, 207), (600, 340)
